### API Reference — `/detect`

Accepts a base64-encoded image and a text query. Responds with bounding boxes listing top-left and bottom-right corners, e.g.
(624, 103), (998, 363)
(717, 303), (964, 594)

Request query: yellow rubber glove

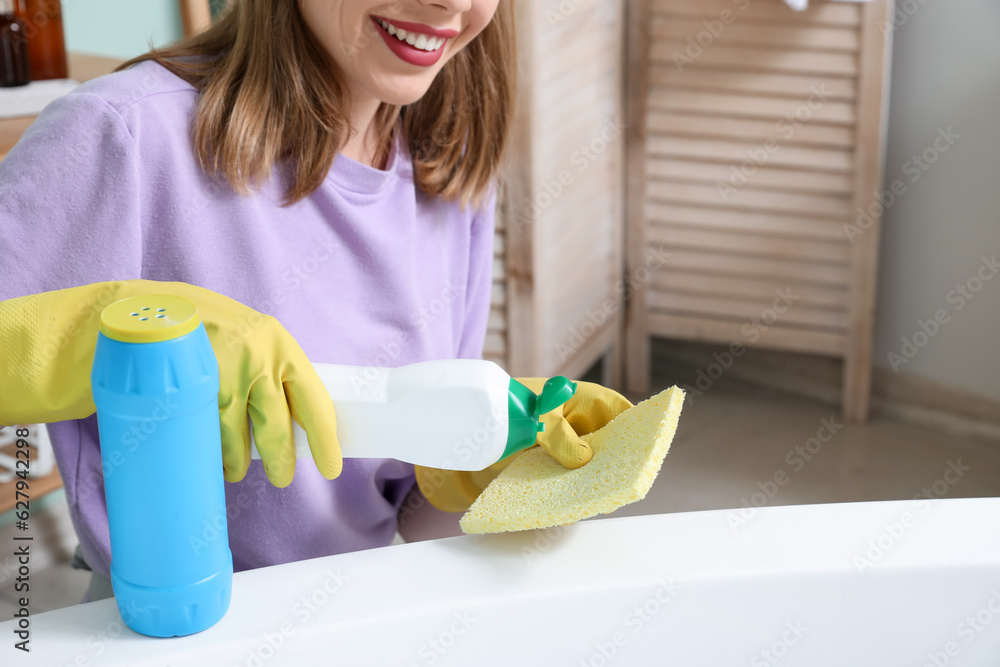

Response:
(415, 379), (633, 512)
(0, 280), (341, 487)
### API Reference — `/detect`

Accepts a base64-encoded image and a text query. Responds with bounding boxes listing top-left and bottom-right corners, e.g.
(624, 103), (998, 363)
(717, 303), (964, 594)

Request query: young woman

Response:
(0, 0), (629, 600)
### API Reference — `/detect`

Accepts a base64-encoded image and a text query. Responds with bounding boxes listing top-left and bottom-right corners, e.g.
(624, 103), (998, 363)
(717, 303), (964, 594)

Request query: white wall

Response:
(873, 0), (1000, 400)
(62, 0), (182, 59)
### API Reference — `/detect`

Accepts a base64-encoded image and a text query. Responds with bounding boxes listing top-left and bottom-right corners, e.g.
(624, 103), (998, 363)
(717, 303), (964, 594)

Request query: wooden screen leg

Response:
(843, 0), (894, 424)
(843, 346), (872, 423)
(624, 0), (651, 398)
(602, 338), (624, 392)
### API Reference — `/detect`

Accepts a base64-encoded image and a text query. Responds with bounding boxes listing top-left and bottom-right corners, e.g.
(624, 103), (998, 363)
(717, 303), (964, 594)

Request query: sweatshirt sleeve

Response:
(0, 91), (143, 301)
(455, 187), (498, 360)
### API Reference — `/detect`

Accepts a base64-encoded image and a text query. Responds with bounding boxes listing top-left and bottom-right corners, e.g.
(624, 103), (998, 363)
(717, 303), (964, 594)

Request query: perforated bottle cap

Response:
(99, 295), (202, 343)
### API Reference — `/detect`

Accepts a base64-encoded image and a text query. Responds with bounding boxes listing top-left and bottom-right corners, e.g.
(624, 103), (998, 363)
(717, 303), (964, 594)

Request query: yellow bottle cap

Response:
(99, 295), (202, 343)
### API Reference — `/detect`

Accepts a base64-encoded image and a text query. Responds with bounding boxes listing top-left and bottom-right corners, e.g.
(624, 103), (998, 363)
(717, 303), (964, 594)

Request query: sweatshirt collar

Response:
(325, 130), (410, 195)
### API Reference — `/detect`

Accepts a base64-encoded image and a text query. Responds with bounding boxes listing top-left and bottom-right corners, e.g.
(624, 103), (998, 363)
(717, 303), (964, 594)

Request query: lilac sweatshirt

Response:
(0, 61), (496, 577)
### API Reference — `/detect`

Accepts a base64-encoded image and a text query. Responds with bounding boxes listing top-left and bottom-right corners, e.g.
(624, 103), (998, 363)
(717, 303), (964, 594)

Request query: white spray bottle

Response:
(249, 359), (577, 470)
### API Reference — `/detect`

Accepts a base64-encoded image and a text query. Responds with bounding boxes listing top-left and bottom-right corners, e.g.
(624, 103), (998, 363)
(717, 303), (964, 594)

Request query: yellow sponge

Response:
(460, 386), (685, 534)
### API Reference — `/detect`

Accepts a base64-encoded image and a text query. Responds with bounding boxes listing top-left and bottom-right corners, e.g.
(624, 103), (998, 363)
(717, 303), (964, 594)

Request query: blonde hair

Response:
(120, 0), (515, 208)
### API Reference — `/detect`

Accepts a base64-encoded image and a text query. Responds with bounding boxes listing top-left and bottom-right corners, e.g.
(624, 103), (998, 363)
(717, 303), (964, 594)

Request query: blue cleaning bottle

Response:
(90, 295), (232, 637)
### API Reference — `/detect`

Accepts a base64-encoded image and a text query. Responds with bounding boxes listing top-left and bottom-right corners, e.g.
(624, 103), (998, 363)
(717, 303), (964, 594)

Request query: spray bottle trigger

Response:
(501, 376), (575, 461)
(536, 376), (577, 416)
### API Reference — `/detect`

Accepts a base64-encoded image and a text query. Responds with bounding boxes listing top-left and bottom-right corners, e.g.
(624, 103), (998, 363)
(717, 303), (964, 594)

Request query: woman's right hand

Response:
(0, 279), (341, 487)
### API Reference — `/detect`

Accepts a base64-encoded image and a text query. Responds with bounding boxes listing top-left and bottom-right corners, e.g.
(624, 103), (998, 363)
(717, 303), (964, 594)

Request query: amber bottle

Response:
(15, 0), (67, 80)
(1, 0), (31, 87)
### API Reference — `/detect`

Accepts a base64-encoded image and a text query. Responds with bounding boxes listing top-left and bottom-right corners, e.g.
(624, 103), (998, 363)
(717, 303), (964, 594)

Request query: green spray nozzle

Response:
(501, 376), (578, 461)
(535, 376), (577, 416)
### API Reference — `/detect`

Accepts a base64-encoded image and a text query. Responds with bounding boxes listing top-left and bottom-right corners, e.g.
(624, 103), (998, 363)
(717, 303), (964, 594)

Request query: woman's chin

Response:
(374, 84), (437, 108)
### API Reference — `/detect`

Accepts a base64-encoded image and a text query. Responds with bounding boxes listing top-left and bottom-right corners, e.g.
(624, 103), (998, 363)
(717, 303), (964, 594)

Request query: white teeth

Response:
(375, 18), (446, 52)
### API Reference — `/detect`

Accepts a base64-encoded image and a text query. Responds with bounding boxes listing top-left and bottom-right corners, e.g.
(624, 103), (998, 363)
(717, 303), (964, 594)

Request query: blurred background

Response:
(1, 0), (999, 620)
(61, 0), (227, 58)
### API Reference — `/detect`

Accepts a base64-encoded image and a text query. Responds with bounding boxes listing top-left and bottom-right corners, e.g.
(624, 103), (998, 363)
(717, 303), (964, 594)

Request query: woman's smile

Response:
(298, 0), (498, 107)
(369, 14), (461, 67)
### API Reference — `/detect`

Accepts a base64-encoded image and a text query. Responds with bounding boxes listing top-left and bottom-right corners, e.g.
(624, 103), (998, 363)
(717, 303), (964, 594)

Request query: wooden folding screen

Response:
(625, 0), (894, 420)
(489, 0), (626, 385)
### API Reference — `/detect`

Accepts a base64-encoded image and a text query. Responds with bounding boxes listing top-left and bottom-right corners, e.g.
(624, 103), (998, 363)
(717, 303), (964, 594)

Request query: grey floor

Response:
(3, 381), (999, 622)
(611, 382), (1000, 520)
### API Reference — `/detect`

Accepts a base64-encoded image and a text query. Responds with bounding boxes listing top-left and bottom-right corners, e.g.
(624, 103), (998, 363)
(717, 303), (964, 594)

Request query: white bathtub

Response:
(3, 497), (999, 666)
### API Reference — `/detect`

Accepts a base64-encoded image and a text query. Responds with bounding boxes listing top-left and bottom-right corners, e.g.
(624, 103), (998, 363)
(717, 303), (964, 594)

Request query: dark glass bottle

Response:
(16, 0), (66, 80)
(1, 0), (30, 87)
